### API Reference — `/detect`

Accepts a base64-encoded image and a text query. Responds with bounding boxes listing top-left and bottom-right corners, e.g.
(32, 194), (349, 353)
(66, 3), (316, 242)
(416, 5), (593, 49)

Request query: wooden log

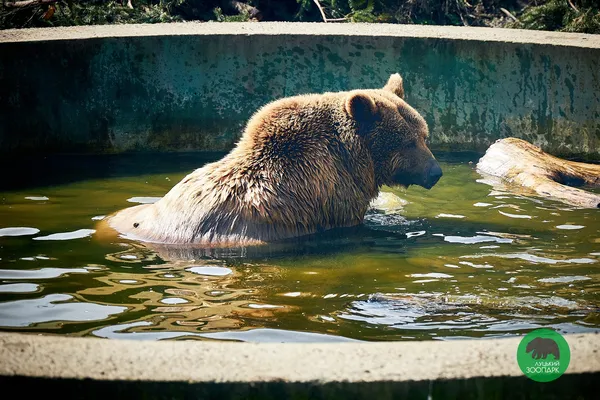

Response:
(476, 138), (600, 208)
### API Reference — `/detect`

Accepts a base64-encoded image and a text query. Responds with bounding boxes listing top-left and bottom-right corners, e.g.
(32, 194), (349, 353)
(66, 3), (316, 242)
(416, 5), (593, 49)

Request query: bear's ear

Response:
(345, 93), (377, 125)
(383, 73), (405, 99)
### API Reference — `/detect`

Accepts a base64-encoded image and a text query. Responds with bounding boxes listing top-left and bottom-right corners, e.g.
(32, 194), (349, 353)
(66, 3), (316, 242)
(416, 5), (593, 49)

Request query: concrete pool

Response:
(0, 22), (599, 398)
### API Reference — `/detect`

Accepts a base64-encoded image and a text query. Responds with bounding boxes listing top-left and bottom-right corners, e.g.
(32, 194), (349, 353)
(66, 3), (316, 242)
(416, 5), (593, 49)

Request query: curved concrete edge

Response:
(1, 22), (599, 48)
(2, 22), (598, 157)
(0, 332), (598, 383)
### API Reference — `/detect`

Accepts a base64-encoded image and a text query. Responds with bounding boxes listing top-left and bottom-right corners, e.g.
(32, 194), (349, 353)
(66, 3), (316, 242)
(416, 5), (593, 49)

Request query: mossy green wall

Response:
(1, 24), (598, 158)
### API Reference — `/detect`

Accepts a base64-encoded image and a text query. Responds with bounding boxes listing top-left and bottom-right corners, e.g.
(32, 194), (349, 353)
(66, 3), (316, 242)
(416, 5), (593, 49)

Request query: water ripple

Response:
(0, 294), (126, 327)
(33, 229), (95, 241)
(0, 227), (40, 237)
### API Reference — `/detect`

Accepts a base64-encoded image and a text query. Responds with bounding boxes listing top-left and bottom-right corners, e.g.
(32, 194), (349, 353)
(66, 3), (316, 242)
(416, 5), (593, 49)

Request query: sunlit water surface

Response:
(0, 152), (598, 342)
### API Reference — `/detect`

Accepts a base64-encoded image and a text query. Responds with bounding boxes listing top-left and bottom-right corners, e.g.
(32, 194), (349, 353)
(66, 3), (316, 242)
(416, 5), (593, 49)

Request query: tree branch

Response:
(313, 0), (328, 23)
(567, 0), (579, 13)
(500, 7), (518, 22)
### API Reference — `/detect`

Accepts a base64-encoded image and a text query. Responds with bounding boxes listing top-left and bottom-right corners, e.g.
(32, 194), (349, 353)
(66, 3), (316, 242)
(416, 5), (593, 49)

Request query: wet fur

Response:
(108, 74), (435, 245)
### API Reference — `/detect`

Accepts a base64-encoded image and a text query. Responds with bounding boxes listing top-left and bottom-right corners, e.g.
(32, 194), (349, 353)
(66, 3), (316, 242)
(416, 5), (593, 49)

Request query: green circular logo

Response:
(517, 328), (570, 382)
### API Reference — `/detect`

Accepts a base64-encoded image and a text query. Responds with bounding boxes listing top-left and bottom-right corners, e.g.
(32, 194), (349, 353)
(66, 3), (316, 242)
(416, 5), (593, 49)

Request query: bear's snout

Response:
(423, 159), (443, 189)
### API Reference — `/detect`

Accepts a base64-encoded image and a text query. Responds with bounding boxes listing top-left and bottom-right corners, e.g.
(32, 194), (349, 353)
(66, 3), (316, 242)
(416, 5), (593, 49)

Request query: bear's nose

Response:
(424, 159), (443, 189)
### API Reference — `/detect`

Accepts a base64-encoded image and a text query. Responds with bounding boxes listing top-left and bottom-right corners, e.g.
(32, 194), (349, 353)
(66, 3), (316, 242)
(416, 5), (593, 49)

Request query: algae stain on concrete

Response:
(0, 33), (598, 158)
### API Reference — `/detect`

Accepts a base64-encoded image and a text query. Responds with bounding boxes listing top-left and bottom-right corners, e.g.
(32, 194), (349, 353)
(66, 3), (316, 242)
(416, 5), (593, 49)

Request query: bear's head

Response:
(345, 73), (442, 190)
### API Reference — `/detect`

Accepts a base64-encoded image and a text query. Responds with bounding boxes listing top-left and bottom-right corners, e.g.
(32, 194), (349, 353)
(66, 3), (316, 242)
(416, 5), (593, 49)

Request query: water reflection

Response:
(93, 321), (360, 342)
(76, 258), (290, 334)
(127, 197), (162, 204)
(0, 294), (126, 327)
(461, 253), (597, 265)
(198, 328), (361, 342)
(0, 283), (39, 293)
(442, 235), (513, 244)
(338, 293), (598, 338)
(0, 267), (89, 280)
(0, 153), (598, 341)
(0, 227), (40, 237)
(33, 229), (96, 241)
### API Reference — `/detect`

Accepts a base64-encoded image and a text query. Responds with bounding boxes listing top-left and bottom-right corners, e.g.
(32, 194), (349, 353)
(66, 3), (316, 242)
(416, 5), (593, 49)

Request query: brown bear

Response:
(106, 73), (442, 246)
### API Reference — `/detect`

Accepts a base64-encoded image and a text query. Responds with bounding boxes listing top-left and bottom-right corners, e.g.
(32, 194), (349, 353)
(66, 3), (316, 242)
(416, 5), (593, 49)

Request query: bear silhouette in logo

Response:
(526, 337), (560, 360)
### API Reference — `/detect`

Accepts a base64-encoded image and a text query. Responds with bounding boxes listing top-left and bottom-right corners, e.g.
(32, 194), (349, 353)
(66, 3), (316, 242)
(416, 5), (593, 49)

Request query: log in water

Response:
(476, 138), (600, 208)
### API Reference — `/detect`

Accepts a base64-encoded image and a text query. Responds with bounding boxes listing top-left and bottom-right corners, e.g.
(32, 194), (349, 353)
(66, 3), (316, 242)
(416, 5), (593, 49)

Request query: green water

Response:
(0, 152), (598, 342)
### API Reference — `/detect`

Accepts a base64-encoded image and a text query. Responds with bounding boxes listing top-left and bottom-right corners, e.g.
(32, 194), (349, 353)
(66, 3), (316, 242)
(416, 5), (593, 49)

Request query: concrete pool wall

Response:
(1, 23), (600, 397)
(0, 23), (599, 158)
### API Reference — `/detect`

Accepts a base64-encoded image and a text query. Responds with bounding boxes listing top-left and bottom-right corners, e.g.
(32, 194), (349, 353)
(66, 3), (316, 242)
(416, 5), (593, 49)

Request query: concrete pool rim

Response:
(0, 331), (598, 398)
(1, 22), (599, 48)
